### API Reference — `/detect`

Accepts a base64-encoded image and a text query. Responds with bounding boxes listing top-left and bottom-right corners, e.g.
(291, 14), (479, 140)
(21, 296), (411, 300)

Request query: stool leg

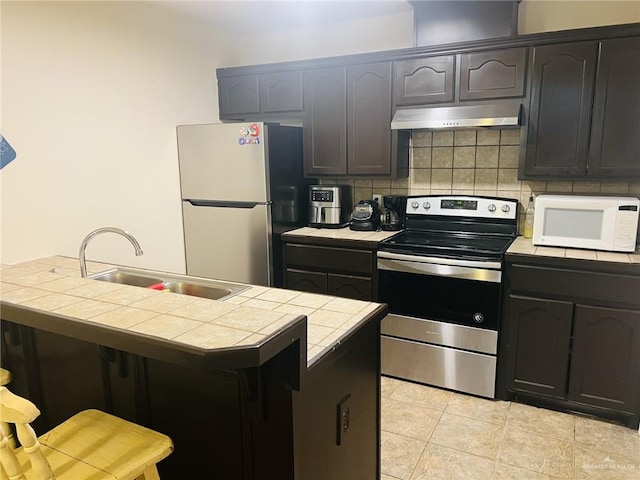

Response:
(0, 422), (16, 449)
(136, 465), (161, 480)
(15, 423), (53, 480)
(0, 428), (26, 480)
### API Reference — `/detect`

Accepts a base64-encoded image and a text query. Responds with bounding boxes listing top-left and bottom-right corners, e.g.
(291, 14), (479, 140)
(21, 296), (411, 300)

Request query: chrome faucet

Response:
(79, 227), (143, 277)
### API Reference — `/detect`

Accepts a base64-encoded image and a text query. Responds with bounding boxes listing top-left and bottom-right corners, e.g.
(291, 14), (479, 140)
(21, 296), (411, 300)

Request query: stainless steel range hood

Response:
(391, 103), (522, 130)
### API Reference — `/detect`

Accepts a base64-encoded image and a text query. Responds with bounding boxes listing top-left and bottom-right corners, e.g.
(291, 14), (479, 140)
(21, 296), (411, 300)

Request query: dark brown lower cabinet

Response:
(505, 296), (573, 398)
(567, 305), (640, 413)
(500, 256), (640, 429)
(283, 240), (378, 301)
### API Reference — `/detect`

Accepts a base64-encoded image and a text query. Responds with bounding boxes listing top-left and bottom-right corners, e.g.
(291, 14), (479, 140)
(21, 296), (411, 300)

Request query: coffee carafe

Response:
(381, 195), (407, 231)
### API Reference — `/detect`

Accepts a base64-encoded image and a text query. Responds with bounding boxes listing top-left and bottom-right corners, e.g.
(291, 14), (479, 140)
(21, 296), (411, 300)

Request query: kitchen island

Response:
(0, 256), (387, 479)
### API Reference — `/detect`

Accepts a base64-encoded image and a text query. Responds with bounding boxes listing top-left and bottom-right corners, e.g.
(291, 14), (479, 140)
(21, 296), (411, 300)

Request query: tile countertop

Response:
(0, 256), (385, 368)
(283, 226), (401, 243)
(507, 236), (640, 264)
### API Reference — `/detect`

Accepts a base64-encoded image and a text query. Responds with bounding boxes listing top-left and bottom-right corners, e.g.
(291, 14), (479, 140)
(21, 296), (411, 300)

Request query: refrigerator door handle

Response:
(187, 200), (271, 208)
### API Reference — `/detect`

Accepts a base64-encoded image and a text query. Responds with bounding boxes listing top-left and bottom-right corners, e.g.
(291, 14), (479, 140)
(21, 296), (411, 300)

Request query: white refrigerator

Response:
(177, 122), (311, 287)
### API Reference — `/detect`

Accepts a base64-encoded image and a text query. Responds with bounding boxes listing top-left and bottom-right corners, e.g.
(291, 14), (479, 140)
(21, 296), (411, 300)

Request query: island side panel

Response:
(292, 311), (382, 479)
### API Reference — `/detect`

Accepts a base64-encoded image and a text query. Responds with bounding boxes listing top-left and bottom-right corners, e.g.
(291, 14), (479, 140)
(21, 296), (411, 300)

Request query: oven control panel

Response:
(407, 195), (518, 220)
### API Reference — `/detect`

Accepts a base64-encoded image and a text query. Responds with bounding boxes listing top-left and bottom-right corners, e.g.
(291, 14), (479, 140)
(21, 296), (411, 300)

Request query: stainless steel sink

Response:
(162, 282), (232, 300)
(88, 268), (249, 300)
(91, 271), (163, 288)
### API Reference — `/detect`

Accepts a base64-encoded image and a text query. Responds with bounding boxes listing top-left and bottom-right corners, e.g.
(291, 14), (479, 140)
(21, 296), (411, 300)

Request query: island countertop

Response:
(0, 256), (387, 371)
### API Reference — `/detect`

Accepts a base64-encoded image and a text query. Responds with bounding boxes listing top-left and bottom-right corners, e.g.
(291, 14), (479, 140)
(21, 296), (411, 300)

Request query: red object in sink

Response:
(147, 283), (165, 290)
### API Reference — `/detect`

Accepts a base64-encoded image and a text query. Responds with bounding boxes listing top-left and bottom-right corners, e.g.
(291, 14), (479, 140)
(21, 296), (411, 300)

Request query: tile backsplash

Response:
(319, 128), (640, 234)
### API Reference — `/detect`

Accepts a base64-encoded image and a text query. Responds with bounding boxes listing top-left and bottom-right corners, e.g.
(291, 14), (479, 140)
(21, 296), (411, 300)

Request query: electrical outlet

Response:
(373, 193), (382, 204)
(336, 394), (351, 446)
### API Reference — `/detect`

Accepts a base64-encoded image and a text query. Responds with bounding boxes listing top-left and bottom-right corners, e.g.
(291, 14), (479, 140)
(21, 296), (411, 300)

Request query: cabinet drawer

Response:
(327, 273), (372, 301)
(286, 269), (327, 294)
(509, 264), (640, 308)
(285, 244), (373, 275)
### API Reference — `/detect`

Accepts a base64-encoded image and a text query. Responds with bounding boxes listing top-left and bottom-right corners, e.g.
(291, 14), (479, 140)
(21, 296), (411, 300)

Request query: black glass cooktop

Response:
(379, 230), (515, 261)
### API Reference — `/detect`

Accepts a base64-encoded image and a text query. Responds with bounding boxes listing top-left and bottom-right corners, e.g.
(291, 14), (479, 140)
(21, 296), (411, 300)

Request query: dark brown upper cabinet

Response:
(522, 37), (640, 179)
(218, 71), (303, 120)
(587, 37), (640, 178)
(347, 63), (393, 175)
(459, 47), (527, 100)
(304, 63), (404, 177)
(394, 48), (527, 106)
(394, 56), (455, 105)
(259, 71), (303, 114)
(523, 42), (598, 178)
(218, 74), (261, 117)
(303, 67), (348, 176)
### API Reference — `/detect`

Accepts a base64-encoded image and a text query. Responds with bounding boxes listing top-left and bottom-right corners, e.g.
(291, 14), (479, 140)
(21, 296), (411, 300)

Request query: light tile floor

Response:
(381, 376), (640, 480)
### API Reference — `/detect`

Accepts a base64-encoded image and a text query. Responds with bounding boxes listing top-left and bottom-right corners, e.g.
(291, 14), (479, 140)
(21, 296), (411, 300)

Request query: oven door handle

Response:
(377, 254), (502, 283)
(377, 251), (502, 270)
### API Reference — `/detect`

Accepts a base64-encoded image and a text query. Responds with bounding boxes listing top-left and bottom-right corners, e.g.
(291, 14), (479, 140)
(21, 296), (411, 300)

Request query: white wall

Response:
(519, 0), (640, 34)
(0, 1), (230, 271)
(1, 0), (638, 271)
(224, 10), (414, 66)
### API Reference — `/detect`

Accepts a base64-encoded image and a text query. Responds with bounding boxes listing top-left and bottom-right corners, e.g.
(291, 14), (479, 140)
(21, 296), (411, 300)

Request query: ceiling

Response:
(155, 0), (413, 34)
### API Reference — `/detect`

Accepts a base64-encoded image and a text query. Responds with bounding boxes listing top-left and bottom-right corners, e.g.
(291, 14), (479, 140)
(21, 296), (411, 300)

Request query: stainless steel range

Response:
(377, 195), (518, 398)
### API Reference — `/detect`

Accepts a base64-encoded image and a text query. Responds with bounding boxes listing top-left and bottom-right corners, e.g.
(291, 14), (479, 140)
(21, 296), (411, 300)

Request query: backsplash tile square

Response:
(433, 131), (454, 146)
(477, 130), (500, 145)
(476, 146), (499, 168)
(454, 146), (476, 168)
(432, 169), (453, 189)
(454, 130), (477, 146)
(413, 147), (431, 168)
(432, 147), (453, 167)
(475, 169), (498, 190)
(453, 169), (475, 190)
(499, 129), (521, 145)
(498, 146), (519, 168)
(413, 131), (432, 147)
(497, 168), (519, 191)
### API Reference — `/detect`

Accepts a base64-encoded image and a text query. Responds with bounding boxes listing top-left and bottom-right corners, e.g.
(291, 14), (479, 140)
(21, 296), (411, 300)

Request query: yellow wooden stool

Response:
(0, 368), (173, 480)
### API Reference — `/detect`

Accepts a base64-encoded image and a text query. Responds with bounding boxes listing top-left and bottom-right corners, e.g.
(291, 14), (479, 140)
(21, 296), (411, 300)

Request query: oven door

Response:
(377, 252), (502, 331)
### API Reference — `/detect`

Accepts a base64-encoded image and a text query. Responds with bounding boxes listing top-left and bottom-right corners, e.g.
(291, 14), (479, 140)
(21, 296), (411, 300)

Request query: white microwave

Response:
(533, 195), (640, 252)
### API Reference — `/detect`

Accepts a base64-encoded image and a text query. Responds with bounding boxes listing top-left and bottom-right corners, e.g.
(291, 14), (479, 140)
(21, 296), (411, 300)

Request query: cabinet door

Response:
(347, 62), (392, 175)
(505, 295), (574, 398)
(218, 75), (260, 117)
(523, 42), (597, 178)
(394, 56), (455, 105)
(459, 48), (527, 100)
(568, 305), (640, 413)
(588, 37), (640, 178)
(259, 71), (303, 113)
(303, 68), (347, 176)
(286, 268), (328, 294)
(327, 273), (372, 301)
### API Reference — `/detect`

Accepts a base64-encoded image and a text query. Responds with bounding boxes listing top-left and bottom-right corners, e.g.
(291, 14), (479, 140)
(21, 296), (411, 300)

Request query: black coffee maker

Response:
(381, 195), (407, 231)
